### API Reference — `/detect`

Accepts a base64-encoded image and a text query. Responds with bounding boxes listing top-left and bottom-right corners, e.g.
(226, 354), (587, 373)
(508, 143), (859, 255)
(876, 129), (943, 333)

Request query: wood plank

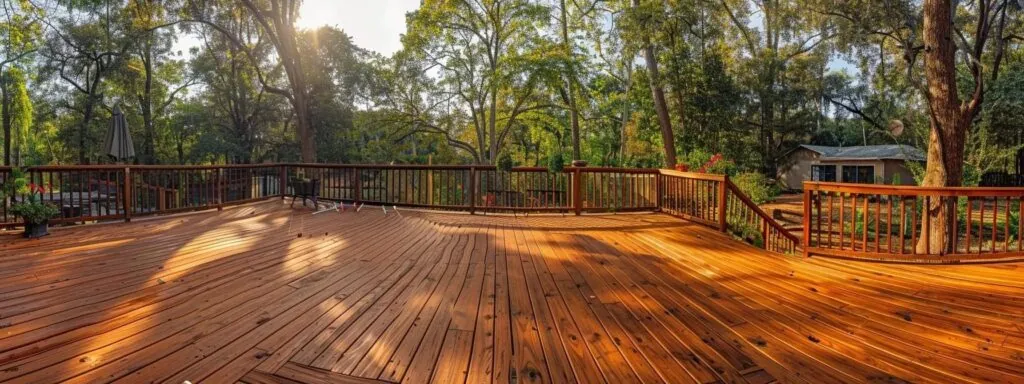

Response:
(1, 206), (1023, 384)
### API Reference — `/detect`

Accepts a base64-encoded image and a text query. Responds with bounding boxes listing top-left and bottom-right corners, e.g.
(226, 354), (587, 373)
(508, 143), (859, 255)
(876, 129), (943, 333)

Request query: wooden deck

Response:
(1, 200), (1023, 384)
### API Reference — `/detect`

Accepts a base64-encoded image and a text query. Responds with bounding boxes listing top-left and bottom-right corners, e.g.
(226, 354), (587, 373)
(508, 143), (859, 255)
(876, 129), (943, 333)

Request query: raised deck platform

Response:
(1, 200), (1022, 383)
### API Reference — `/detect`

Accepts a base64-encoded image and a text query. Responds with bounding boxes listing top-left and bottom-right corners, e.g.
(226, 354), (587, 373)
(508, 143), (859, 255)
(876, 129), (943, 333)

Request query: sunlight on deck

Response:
(1, 200), (1023, 384)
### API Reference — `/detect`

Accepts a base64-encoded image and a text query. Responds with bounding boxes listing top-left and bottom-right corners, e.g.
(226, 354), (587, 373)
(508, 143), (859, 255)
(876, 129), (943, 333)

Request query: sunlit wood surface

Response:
(1, 200), (1023, 384)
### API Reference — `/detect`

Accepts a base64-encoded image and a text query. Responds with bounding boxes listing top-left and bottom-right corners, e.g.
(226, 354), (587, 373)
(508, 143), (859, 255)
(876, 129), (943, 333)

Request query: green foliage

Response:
(547, 151), (565, 173)
(729, 221), (764, 249)
(4, 0), (1023, 178)
(682, 149), (738, 176)
(10, 200), (59, 224)
(497, 152), (515, 173)
(732, 172), (780, 205)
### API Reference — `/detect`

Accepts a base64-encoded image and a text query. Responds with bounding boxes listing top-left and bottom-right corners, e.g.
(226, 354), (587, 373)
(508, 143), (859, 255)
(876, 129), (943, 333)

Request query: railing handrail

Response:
(726, 179), (800, 244)
(0, 164), (282, 171)
(657, 169), (727, 181)
(1, 163), (662, 174)
(804, 181), (1024, 197)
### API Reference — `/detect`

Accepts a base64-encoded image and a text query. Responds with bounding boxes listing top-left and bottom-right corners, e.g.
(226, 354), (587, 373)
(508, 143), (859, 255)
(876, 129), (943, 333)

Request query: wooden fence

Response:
(803, 182), (1024, 263)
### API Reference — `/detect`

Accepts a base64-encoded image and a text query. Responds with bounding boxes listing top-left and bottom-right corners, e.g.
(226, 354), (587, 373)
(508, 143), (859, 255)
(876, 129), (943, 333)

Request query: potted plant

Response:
(2, 168), (59, 238)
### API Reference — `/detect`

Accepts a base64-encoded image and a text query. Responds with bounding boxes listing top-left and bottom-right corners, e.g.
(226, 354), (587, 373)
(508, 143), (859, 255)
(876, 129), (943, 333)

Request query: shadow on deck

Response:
(0, 199), (1022, 383)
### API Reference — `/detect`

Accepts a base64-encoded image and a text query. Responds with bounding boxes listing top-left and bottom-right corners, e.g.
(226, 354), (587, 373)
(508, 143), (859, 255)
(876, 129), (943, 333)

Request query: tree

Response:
(630, 0), (677, 167)
(916, 0), (1015, 252)
(187, 0), (318, 162)
(1, 0), (41, 165)
(1, 66), (31, 165)
(41, 2), (132, 163)
(121, 0), (194, 164)
(393, 0), (557, 164)
(720, 0), (834, 174)
(189, 10), (279, 163)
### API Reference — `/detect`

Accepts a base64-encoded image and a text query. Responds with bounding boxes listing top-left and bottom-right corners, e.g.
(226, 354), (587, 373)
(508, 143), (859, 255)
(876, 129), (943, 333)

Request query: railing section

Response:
(284, 165), (658, 214)
(1, 163), (796, 255)
(658, 170), (799, 254)
(804, 182), (1024, 262)
(1, 164), (283, 228)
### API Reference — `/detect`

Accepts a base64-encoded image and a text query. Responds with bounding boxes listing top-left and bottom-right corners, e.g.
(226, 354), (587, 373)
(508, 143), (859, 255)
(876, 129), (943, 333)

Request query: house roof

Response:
(798, 144), (926, 161)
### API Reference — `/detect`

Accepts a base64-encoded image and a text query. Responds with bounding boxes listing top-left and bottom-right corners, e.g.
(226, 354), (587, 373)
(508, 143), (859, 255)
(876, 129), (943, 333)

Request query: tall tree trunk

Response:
(918, 0), (969, 254)
(141, 43), (156, 164)
(1, 73), (10, 166)
(560, 0), (581, 160)
(80, 98), (96, 164)
(635, 0), (675, 167)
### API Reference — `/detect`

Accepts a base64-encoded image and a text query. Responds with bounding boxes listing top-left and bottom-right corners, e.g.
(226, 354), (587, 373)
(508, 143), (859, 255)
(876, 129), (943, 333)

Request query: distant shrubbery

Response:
(682, 149), (738, 176)
(732, 172), (781, 205)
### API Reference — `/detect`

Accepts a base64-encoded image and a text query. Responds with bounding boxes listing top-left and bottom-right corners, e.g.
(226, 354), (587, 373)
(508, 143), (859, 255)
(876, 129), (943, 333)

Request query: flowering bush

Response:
(682, 150), (737, 175)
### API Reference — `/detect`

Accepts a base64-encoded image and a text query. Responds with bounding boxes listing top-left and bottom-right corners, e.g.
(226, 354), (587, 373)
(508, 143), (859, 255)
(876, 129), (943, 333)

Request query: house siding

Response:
(778, 150), (919, 190)
(778, 148), (819, 190)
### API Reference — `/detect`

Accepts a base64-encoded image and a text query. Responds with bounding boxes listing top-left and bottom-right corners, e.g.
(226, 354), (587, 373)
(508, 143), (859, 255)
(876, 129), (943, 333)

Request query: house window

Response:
(842, 166), (875, 183)
(811, 165), (836, 182)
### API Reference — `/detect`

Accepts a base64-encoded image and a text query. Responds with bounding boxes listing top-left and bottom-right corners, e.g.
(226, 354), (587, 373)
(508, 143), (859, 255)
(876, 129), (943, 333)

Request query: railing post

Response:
(217, 167), (225, 211)
(123, 167), (132, 222)
(468, 166), (476, 214)
(718, 176), (728, 232)
(279, 165), (287, 199)
(655, 171), (663, 212)
(572, 168), (582, 216)
(353, 167), (362, 205)
(802, 187), (812, 257)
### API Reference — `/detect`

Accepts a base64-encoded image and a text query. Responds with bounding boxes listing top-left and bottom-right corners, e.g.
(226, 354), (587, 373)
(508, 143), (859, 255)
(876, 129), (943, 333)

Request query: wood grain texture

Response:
(1, 200), (1023, 383)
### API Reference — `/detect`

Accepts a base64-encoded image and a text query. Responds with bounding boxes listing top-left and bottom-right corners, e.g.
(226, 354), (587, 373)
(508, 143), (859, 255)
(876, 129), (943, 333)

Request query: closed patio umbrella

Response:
(104, 106), (135, 163)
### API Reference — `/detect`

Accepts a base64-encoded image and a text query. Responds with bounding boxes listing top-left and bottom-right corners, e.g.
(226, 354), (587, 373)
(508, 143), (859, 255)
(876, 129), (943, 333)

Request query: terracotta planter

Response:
(23, 220), (50, 239)
(571, 160), (588, 167)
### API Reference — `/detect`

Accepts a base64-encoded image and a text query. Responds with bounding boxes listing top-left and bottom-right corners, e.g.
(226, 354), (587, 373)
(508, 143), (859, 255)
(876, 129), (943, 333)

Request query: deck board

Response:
(2, 200), (1024, 383)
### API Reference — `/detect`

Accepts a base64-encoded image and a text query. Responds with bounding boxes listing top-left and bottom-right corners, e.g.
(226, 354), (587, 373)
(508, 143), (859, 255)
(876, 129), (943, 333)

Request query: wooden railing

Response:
(0, 163), (794, 254)
(284, 164), (658, 214)
(1, 164), (283, 227)
(658, 170), (800, 254)
(803, 182), (1024, 263)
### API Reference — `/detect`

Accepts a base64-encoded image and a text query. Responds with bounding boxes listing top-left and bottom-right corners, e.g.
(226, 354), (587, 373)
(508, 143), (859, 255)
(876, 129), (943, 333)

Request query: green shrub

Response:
(497, 152), (514, 173)
(682, 149), (738, 176)
(729, 220), (764, 248)
(548, 152), (565, 173)
(732, 172), (780, 205)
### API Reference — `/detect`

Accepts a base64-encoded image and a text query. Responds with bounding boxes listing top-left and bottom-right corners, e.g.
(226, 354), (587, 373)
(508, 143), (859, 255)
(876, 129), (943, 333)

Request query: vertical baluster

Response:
(827, 193), (833, 249)
(974, 198), (983, 256)
(911, 197), (919, 255)
(862, 195), (869, 251)
(839, 194), (845, 250)
(1016, 197), (1024, 252)
(992, 196), (998, 253)
(1004, 197), (1010, 253)
(966, 197), (973, 253)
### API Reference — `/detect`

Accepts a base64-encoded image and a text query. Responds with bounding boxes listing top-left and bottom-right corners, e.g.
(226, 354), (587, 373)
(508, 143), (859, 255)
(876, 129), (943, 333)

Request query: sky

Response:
(297, 0), (421, 55)
(172, 0), (421, 58)
(172, 1), (854, 73)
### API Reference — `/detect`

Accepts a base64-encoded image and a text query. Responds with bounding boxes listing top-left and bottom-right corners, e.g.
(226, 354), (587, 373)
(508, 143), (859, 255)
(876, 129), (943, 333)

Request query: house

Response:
(777, 144), (926, 190)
